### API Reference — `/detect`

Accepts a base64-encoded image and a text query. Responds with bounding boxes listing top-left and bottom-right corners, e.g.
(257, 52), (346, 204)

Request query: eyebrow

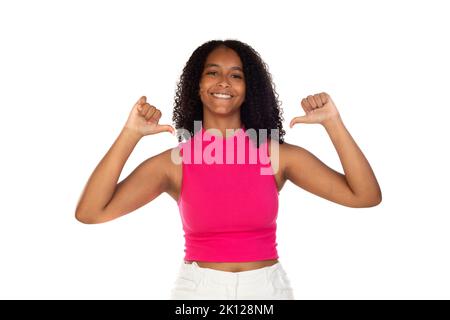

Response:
(205, 63), (243, 71)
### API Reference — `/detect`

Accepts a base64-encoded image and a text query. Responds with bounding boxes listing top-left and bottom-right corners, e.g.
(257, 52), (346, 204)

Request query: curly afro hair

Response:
(172, 39), (286, 148)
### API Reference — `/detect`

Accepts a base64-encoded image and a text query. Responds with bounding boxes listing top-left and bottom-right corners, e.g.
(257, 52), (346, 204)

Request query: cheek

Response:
(199, 80), (211, 94)
(237, 81), (245, 92)
(238, 86), (246, 98)
(198, 83), (208, 97)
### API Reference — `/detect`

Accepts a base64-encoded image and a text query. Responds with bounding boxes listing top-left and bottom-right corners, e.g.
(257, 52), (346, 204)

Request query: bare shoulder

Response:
(274, 139), (312, 180)
(154, 145), (181, 177)
(268, 138), (317, 181)
(277, 140), (305, 157)
(134, 146), (180, 192)
(267, 137), (290, 189)
(161, 145), (183, 202)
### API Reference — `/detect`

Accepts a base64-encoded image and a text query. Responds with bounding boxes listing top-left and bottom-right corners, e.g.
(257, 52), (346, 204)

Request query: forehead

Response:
(205, 47), (242, 67)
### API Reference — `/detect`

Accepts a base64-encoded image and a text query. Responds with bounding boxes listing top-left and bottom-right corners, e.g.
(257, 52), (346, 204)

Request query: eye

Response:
(205, 71), (243, 79)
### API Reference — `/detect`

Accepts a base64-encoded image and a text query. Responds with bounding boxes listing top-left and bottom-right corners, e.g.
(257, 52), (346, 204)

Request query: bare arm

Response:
(323, 117), (382, 205)
(75, 96), (174, 224)
(75, 127), (141, 223)
(288, 92), (382, 208)
(285, 118), (382, 208)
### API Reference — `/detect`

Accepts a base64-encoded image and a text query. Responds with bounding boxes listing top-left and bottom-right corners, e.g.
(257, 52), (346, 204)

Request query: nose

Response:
(216, 75), (231, 88)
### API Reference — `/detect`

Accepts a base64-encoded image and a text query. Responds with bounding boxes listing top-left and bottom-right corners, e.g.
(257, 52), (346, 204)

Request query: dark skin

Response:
(181, 45), (279, 271)
(199, 45), (245, 137)
(76, 46), (381, 273)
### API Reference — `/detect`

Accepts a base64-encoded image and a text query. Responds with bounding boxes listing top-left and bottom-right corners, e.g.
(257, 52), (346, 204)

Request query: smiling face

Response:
(199, 46), (246, 116)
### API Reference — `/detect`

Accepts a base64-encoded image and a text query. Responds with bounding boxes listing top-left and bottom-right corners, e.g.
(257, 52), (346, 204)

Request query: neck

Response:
(202, 119), (243, 138)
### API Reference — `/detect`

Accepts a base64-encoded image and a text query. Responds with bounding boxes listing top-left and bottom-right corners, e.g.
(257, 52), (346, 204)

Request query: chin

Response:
(211, 107), (232, 114)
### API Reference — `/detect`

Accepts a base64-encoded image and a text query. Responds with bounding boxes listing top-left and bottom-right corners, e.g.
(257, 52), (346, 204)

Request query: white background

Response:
(1, 0), (449, 299)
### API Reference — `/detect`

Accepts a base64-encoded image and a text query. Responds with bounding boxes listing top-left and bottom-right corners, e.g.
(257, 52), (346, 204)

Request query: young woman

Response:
(75, 40), (382, 300)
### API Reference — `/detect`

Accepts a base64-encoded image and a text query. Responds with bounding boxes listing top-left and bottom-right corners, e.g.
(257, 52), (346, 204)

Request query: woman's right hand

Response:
(124, 96), (175, 138)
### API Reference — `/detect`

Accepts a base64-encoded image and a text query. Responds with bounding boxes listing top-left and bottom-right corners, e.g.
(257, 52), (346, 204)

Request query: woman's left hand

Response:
(289, 92), (341, 128)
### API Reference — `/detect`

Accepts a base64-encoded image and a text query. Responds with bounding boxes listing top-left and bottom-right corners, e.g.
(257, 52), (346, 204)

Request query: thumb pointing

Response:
(290, 115), (309, 128)
(156, 125), (176, 135)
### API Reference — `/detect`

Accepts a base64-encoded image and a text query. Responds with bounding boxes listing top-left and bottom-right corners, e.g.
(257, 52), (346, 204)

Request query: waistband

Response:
(179, 261), (284, 285)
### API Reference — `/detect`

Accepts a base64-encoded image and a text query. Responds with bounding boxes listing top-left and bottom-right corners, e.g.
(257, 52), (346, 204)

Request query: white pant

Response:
(170, 261), (295, 300)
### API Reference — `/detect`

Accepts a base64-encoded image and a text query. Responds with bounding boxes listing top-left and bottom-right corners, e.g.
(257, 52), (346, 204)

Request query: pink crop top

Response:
(177, 125), (279, 262)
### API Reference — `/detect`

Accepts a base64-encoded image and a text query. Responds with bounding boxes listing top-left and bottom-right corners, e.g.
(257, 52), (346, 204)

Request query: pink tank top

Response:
(177, 125), (279, 262)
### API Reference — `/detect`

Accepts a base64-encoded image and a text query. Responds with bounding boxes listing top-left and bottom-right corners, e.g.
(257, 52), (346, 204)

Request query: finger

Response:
(319, 92), (329, 105)
(147, 109), (161, 123)
(307, 95), (318, 109)
(300, 98), (310, 113)
(290, 115), (311, 127)
(144, 105), (157, 120)
(145, 108), (157, 121)
(318, 92), (327, 105)
(312, 94), (322, 108)
(137, 102), (146, 112)
(135, 96), (146, 109)
(139, 103), (149, 114)
(303, 97), (314, 112)
(155, 124), (176, 135)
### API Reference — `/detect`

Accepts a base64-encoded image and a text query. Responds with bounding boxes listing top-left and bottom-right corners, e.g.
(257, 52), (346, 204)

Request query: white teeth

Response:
(212, 93), (232, 99)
